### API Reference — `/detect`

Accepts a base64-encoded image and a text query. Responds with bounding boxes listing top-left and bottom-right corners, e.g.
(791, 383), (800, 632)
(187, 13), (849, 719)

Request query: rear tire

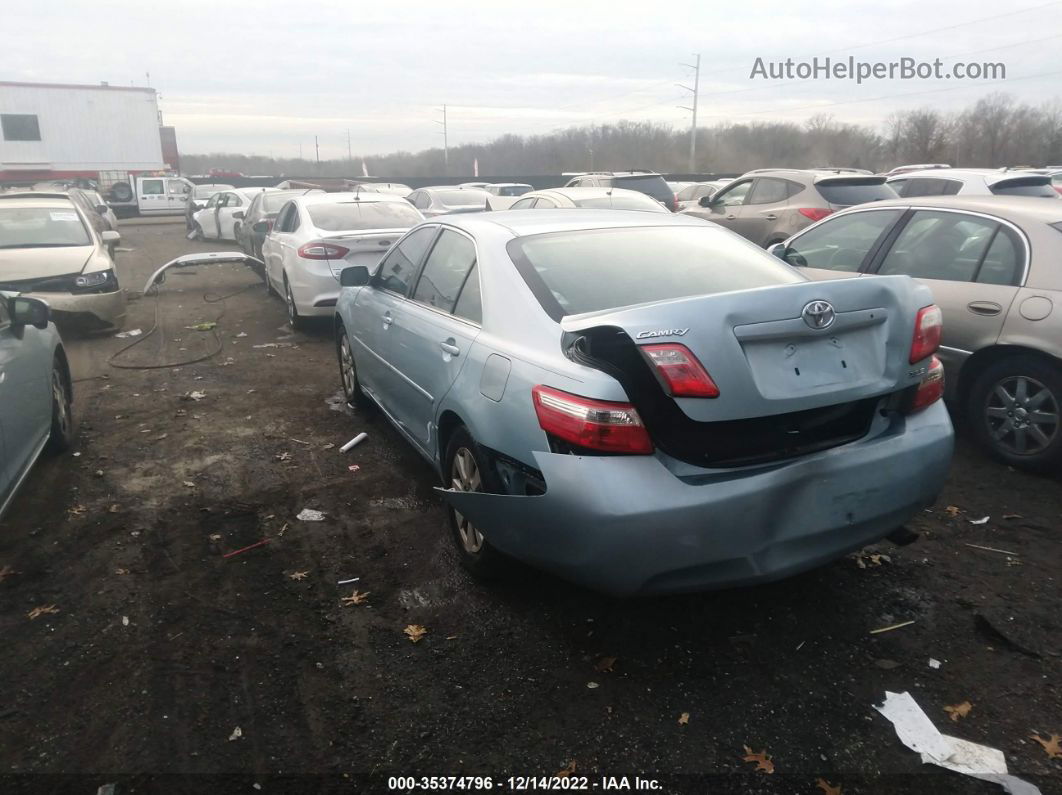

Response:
(336, 322), (370, 409)
(443, 426), (508, 579)
(46, 354), (73, 454)
(967, 355), (1062, 472)
(284, 276), (306, 331)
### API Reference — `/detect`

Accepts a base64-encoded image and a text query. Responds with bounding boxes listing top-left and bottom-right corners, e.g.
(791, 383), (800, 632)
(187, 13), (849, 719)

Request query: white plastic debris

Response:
(297, 508), (326, 522)
(187, 391), (206, 401)
(121, 616), (129, 627)
(969, 516), (991, 525)
(337, 577), (360, 585)
(875, 691), (1041, 795)
(340, 432), (368, 453)
(228, 726), (242, 741)
(114, 329), (142, 339)
(928, 658), (941, 669)
(236, 332), (248, 338)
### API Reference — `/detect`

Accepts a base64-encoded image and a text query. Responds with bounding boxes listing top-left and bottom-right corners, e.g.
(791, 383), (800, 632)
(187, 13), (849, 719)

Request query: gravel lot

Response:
(0, 220), (1058, 794)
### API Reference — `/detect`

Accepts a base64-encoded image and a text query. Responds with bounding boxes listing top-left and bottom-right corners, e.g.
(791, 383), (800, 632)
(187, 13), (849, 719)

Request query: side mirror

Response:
(233, 211), (245, 220)
(767, 242), (788, 260)
(252, 220), (272, 235)
(101, 230), (120, 244)
(698, 195), (714, 208)
(9, 296), (50, 329)
(96, 204), (109, 215)
(340, 265), (370, 287)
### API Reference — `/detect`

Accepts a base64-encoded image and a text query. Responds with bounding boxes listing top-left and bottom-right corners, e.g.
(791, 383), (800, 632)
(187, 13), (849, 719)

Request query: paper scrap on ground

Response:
(969, 516), (991, 525)
(297, 508), (325, 522)
(874, 691), (1041, 795)
(115, 329), (142, 338)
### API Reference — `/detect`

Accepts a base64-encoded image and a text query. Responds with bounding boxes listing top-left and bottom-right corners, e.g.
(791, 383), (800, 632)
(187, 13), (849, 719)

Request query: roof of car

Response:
(490, 182), (533, 188)
(836, 194), (1062, 223)
(889, 168), (1051, 185)
(299, 191), (410, 206)
(736, 169), (884, 184)
(526, 187), (655, 201)
(0, 193), (77, 208)
(435, 208), (713, 237)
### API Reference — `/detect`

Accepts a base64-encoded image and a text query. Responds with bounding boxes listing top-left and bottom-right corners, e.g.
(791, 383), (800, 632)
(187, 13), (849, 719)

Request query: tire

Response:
(443, 426), (508, 578)
(284, 276), (306, 330)
(46, 354), (74, 454)
(110, 182), (133, 203)
(967, 354), (1062, 471)
(336, 322), (369, 409)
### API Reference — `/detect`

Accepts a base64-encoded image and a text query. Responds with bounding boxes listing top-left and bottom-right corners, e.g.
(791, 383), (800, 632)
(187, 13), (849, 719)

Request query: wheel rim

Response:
(285, 282), (296, 326)
(451, 447), (485, 554)
(339, 334), (356, 397)
(984, 374), (1060, 456)
(52, 368), (70, 437)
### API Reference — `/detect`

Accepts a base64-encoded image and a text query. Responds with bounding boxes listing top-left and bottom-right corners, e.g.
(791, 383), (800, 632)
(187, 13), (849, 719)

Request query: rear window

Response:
(496, 185), (532, 196)
(611, 175), (672, 203)
(507, 226), (803, 319)
(193, 186), (226, 199)
(307, 201), (422, 231)
(437, 190), (486, 206)
(264, 192), (303, 212)
(990, 177), (1057, 197)
(0, 206), (91, 248)
(816, 178), (897, 206)
(573, 194), (667, 212)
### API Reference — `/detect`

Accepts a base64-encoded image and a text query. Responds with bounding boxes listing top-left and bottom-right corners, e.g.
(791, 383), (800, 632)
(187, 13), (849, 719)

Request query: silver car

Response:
(0, 293), (73, 519)
(407, 187), (491, 217)
(770, 195), (1062, 470)
(334, 211), (953, 595)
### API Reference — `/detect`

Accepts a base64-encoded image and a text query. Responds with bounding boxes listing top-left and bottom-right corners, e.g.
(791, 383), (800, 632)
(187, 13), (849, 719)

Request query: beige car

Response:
(770, 195), (1062, 470)
(682, 169), (897, 248)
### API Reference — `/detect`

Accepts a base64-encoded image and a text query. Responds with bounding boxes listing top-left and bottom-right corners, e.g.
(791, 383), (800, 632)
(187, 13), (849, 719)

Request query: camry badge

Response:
(636, 328), (690, 339)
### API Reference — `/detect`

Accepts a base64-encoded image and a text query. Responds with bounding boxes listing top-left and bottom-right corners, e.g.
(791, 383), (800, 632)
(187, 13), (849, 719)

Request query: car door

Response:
(384, 228), (481, 452)
(737, 178), (791, 245)
(0, 301), (50, 502)
(137, 178), (166, 214)
(166, 179), (190, 215)
(687, 178), (752, 232)
(781, 208), (905, 281)
(349, 225), (439, 418)
(198, 192), (221, 237)
(870, 209), (1023, 378)
(212, 193), (233, 239)
(217, 192), (244, 240)
(263, 201), (300, 290)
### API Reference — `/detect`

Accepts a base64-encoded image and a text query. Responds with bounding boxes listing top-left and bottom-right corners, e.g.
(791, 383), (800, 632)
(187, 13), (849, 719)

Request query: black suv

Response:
(562, 171), (677, 210)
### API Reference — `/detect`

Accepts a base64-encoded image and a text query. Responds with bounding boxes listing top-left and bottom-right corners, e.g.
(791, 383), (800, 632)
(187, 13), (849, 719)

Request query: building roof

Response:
(0, 80), (155, 94)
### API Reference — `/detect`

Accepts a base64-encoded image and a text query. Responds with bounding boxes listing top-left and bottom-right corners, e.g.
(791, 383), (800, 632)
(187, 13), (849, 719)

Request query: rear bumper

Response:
(441, 402), (953, 595)
(24, 288), (127, 330)
(288, 263), (339, 317)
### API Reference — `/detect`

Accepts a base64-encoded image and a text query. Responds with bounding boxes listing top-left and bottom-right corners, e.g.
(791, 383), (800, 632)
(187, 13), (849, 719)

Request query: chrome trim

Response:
(939, 344), (973, 358)
(350, 333), (433, 401)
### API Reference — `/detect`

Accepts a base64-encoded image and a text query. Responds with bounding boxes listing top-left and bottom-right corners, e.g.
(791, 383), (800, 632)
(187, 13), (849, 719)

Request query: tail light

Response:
(909, 304), (943, 363)
(797, 207), (833, 222)
(641, 343), (719, 398)
(298, 241), (350, 260)
(908, 355), (944, 413)
(532, 386), (653, 454)
(671, 193), (679, 211)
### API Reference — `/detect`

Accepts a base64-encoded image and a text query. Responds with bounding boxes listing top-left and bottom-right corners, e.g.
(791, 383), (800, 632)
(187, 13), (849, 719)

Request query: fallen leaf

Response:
(27, 604), (60, 620)
(1029, 732), (1062, 759)
(154, 433), (168, 441)
(185, 321), (217, 331)
(108, 504), (121, 513)
(742, 745), (774, 774)
(288, 571), (309, 581)
(969, 516), (990, 525)
(341, 590), (370, 606)
(68, 504), (87, 517)
(183, 481), (195, 488)
(404, 624), (427, 643)
(115, 568), (130, 575)
(348, 464), (360, 473)
(594, 656), (617, 673)
(944, 701), (972, 722)
(275, 452), (292, 461)
(678, 712), (690, 725)
(853, 552), (891, 569)
(0, 565), (16, 582)
(208, 533), (222, 542)
(816, 779), (842, 795)
(556, 760), (577, 778)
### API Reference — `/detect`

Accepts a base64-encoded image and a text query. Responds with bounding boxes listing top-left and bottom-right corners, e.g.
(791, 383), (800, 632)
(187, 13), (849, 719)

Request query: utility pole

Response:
(347, 129), (352, 162)
(677, 54), (700, 173)
(435, 105), (449, 174)
(315, 135), (320, 172)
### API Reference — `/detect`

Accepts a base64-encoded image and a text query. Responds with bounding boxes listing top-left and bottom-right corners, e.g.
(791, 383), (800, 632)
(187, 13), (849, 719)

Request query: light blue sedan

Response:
(0, 293), (73, 519)
(333, 211), (953, 595)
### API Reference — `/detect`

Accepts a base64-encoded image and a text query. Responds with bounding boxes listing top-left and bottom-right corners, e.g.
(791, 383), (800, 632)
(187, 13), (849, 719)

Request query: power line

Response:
(435, 104), (449, 173)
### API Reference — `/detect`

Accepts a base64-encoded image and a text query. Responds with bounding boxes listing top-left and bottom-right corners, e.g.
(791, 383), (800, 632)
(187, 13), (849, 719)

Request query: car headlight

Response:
(73, 269), (117, 292)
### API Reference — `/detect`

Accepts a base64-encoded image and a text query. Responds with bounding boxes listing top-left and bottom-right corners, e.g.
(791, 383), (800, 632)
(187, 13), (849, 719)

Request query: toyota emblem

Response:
(802, 300), (836, 330)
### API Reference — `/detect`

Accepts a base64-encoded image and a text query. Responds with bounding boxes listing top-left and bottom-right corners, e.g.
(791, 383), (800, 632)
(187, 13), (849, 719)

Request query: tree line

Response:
(180, 93), (1062, 178)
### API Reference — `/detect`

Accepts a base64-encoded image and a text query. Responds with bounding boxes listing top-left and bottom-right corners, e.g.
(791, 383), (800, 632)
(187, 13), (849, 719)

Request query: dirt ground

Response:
(0, 220), (1058, 795)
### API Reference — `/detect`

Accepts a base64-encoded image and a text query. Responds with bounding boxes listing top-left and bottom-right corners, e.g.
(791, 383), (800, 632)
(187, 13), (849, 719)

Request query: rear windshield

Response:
(507, 226), (803, 319)
(193, 186), (227, 199)
(496, 185), (532, 196)
(574, 194), (668, 212)
(307, 201), (422, 231)
(816, 179), (897, 206)
(0, 206), (91, 248)
(264, 192), (304, 212)
(437, 190), (486, 206)
(990, 177), (1057, 197)
(612, 174), (671, 203)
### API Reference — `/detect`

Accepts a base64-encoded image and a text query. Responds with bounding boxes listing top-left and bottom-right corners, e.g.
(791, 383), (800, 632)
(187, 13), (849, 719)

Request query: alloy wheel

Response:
(339, 333), (356, 398)
(984, 374), (1060, 456)
(52, 368), (70, 437)
(285, 281), (297, 327)
(450, 448), (485, 554)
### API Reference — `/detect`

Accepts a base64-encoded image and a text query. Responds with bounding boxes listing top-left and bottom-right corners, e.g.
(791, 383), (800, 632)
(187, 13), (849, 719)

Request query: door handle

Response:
(382, 312), (394, 327)
(725, 213), (737, 220)
(439, 340), (461, 356)
(967, 301), (1002, 316)
(763, 214), (778, 220)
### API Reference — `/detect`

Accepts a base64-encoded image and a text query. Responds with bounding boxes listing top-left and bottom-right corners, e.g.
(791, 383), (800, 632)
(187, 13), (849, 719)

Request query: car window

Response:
(975, 227), (1023, 286)
(373, 225), (437, 295)
(676, 184), (698, 201)
(412, 192), (431, 210)
(411, 230), (477, 312)
(498, 185), (531, 196)
(167, 181), (187, 195)
(535, 198), (557, 208)
(511, 197), (536, 209)
(0, 296), (9, 327)
(453, 263), (482, 324)
(939, 179), (963, 195)
(307, 201), (422, 231)
(575, 194), (667, 212)
(990, 177), (1057, 197)
(878, 211), (997, 282)
(747, 178), (789, 205)
(508, 226), (803, 319)
(784, 210), (902, 272)
(0, 205), (92, 247)
(229, 194), (243, 208)
(694, 185), (716, 199)
(274, 202), (296, 232)
(714, 180), (752, 207)
(815, 178), (896, 205)
(141, 179), (164, 195)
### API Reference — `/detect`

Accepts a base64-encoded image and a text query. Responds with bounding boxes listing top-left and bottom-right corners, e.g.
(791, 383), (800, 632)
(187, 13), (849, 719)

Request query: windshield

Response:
(574, 194), (667, 212)
(508, 226), (803, 318)
(307, 201), (422, 231)
(496, 185), (532, 196)
(194, 185), (228, 199)
(264, 192), (304, 212)
(816, 179), (897, 206)
(437, 190), (487, 206)
(0, 206), (91, 248)
(612, 175), (671, 203)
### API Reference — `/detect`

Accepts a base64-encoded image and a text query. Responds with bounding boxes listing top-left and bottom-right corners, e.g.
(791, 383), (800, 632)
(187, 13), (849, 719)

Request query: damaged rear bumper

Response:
(439, 402), (953, 595)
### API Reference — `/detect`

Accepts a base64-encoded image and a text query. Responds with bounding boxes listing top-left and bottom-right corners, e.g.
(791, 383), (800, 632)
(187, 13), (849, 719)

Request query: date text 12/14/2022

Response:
(387, 776), (662, 791)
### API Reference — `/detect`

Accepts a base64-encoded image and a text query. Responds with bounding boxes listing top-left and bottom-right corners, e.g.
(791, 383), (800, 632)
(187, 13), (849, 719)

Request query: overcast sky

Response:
(3, 0), (1061, 158)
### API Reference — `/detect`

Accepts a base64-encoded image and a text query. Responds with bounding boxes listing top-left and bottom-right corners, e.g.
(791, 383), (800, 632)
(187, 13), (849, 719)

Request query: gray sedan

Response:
(0, 293), (73, 519)
(334, 211), (953, 594)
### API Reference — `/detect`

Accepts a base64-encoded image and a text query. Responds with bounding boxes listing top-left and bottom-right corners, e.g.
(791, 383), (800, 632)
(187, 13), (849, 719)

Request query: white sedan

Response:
(192, 187), (276, 242)
(261, 192), (424, 329)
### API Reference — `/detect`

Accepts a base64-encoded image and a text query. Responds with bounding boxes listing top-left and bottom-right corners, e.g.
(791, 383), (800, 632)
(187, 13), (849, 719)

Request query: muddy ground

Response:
(0, 219), (1058, 795)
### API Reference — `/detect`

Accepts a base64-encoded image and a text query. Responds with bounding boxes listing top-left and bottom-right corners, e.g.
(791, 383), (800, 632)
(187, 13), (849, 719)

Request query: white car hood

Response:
(0, 246), (93, 280)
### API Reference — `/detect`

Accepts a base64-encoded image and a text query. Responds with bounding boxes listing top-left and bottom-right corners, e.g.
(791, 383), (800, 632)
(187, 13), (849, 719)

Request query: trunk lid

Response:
(320, 229), (405, 278)
(563, 275), (933, 424)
